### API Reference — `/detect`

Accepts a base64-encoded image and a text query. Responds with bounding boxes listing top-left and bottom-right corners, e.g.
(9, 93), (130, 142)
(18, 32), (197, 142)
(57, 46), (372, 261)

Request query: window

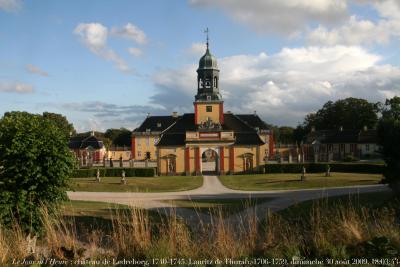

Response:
(154, 137), (159, 145)
(366, 144), (370, 151)
(207, 95), (211, 101)
(206, 106), (212, 112)
(157, 122), (162, 128)
(137, 151), (142, 157)
(146, 137), (150, 146)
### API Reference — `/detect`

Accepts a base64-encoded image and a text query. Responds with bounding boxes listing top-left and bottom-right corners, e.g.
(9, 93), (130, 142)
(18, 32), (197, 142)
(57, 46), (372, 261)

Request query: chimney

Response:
(363, 125), (368, 131)
(227, 110), (232, 114)
(339, 126), (343, 132)
(172, 111), (178, 117)
(253, 110), (257, 115)
(90, 131), (95, 136)
(147, 112), (151, 118)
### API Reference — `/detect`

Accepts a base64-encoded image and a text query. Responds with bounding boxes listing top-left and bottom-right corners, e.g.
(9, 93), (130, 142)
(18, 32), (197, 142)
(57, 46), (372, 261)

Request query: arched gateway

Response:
(201, 148), (219, 174)
(131, 32), (274, 175)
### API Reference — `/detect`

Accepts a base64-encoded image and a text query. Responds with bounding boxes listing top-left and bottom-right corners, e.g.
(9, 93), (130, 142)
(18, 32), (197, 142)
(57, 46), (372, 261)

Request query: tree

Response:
(294, 98), (379, 143)
(0, 111), (75, 233)
(42, 112), (76, 138)
(377, 96), (400, 194)
(277, 126), (295, 144)
(104, 128), (131, 146)
(304, 98), (379, 130)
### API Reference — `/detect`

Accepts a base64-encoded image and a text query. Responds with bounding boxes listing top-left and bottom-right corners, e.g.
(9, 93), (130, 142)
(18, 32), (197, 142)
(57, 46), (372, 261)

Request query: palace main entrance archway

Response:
(201, 148), (219, 175)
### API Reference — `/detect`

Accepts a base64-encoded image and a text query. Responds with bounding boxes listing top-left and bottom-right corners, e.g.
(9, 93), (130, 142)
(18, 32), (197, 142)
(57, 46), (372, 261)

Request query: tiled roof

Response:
(134, 116), (179, 132)
(235, 114), (271, 131)
(157, 113), (264, 146)
(68, 135), (104, 149)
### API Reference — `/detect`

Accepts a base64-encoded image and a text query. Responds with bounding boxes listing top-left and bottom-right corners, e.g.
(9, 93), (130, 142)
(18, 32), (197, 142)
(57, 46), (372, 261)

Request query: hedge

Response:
(264, 163), (385, 174)
(71, 167), (155, 178)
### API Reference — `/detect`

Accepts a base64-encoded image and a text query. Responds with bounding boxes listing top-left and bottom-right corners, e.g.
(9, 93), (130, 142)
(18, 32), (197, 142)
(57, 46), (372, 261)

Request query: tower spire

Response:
(204, 27), (209, 49)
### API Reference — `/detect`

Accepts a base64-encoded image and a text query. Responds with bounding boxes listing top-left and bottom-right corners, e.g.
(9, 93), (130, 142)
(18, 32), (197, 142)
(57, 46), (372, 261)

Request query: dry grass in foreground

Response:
(1, 196), (399, 266)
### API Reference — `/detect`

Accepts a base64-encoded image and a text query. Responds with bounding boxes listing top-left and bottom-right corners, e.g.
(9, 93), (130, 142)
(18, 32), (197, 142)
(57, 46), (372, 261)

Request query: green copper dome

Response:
(198, 48), (218, 69)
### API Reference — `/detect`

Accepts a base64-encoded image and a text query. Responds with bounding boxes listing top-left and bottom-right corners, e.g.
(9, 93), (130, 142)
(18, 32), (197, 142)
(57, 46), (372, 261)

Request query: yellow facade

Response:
(196, 102), (222, 124)
(106, 150), (131, 161)
(133, 135), (159, 161)
(156, 144), (265, 175)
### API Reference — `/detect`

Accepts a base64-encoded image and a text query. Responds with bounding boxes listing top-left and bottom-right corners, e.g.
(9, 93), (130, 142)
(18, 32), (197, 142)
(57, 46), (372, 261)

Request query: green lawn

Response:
(69, 176), (203, 192)
(279, 191), (396, 220)
(219, 172), (382, 191)
(61, 200), (165, 234)
(163, 197), (273, 215)
(61, 200), (129, 219)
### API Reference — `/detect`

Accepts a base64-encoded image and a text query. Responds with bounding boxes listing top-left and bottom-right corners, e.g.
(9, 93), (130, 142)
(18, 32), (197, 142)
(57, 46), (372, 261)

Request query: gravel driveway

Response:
(67, 175), (389, 211)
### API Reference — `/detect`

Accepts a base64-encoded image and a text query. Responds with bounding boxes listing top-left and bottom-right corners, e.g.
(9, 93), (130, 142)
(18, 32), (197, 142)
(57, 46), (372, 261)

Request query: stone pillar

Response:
(195, 147), (201, 175)
(185, 147), (190, 176)
(229, 146), (235, 174)
(256, 146), (260, 173)
(219, 147), (225, 175)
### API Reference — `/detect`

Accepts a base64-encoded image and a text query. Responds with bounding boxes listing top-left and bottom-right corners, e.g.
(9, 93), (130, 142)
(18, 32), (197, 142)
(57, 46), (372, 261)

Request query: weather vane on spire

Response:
(204, 27), (209, 49)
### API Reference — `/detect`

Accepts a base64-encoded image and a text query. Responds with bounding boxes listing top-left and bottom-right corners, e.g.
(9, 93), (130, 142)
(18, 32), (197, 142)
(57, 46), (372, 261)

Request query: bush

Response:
(0, 112), (75, 233)
(71, 168), (155, 178)
(264, 163), (384, 174)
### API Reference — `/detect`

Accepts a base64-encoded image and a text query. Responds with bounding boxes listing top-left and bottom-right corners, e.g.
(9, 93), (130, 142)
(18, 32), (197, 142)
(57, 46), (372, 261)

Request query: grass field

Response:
(279, 190), (395, 219)
(69, 176), (203, 192)
(163, 197), (273, 215)
(219, 172), (382, 191)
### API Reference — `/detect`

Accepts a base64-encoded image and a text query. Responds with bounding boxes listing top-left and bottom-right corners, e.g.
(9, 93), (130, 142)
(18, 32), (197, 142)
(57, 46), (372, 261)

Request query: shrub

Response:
(264, 163), (384, 174)
(71, 168), (155, 178)
(0, 112), (75, 233)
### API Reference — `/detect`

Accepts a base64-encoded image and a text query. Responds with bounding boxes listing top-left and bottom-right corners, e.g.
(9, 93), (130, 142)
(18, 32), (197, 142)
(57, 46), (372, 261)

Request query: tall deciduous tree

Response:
(0, 112), (75, 233)
(105, 128), (131, 146)
(294, 98), (379, 143)
(42, 112), (76, 138)
(377, 96), (400, 193)
(305, 98), (379, 130)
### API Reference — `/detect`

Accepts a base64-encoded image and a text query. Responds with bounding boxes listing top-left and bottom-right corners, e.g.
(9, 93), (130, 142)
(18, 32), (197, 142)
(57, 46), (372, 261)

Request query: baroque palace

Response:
(131, 41), (274, 175)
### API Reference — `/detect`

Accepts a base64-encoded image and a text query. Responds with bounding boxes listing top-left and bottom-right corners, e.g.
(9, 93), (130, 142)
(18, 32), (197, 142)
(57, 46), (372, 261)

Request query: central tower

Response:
(194, 29), (224, 126)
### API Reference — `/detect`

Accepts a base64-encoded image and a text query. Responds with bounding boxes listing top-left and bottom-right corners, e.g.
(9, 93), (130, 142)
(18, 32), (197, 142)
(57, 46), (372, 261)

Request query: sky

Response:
(1, 0), (400, 132)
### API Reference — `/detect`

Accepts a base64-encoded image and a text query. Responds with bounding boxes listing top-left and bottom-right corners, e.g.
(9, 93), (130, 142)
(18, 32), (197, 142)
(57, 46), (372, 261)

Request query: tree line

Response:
(272, 97), (380, 144)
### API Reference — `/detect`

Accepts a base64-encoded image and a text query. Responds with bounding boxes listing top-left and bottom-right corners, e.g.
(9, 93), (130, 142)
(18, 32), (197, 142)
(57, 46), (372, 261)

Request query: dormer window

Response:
(207, 95), (211, 101)
(146, 129), (151, 133)
(157, 122), (162, 128)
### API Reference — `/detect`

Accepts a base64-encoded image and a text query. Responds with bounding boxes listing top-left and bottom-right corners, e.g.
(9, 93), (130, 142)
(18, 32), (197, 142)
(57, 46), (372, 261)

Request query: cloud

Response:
(61, 101), (167, 131)
(151, 45), (399, 126)
(0, 82), (34, 93)
(0, 0), (21, 12)
(127, 47), (143, 57)
(58, 44), (400, 130)
(25, 64), (49, 77)
(73, 23), (131, 73)
(307, 15), (400, 46)
(187, 42), (207, 56)
(305, 0), (400, 46)
(111, 23), (147, 45)
(189, 0), (348, 34)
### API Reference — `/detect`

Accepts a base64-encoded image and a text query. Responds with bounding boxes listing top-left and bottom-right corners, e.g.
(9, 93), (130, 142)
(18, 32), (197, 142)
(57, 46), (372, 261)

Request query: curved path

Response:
(67, 176), (389, 212)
